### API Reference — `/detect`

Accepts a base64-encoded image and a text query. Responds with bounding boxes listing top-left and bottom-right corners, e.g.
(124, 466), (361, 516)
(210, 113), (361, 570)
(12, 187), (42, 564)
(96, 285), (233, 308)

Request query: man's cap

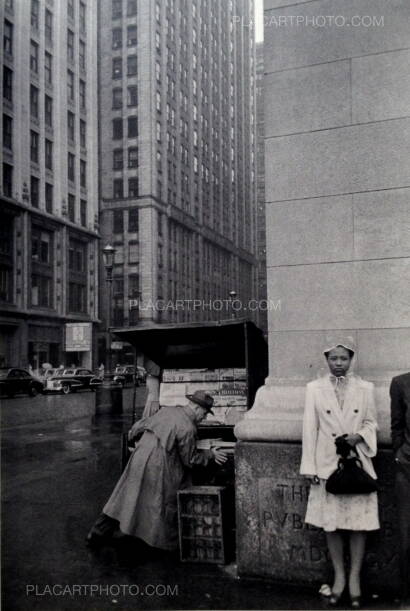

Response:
(186, 390), (214, 414)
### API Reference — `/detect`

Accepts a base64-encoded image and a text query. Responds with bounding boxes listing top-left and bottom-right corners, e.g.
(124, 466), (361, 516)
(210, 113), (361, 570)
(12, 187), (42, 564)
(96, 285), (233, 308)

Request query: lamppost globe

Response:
(102, 244), (116, 274)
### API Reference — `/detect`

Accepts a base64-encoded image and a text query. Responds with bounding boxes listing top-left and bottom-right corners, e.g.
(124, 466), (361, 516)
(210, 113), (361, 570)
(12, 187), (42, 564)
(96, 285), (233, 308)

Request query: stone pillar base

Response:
(235, 441), (400, 593)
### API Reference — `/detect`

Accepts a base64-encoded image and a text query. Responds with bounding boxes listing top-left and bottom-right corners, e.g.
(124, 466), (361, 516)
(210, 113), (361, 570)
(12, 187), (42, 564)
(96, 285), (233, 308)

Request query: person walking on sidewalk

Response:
(300, 338), (379, 609)
(87, 390), (227, 551)
(390, 372), (410, 607)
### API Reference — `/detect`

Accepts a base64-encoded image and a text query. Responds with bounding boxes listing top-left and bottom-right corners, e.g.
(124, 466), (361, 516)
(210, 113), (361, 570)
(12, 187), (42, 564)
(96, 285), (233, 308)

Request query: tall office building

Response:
(98, 0), (258, 362)
(255, 42), (267, 337)
(0, 0), (100, 369)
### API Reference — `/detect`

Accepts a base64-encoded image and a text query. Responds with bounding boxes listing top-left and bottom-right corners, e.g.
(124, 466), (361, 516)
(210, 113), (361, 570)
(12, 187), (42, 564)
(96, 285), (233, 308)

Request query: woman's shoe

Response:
(329, 592), (343, 606)
(350, 596), (361, 609)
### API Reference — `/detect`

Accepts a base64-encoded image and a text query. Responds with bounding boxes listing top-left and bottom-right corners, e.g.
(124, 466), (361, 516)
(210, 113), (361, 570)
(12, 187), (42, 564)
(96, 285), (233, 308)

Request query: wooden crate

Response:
(177, 485), (234, 564)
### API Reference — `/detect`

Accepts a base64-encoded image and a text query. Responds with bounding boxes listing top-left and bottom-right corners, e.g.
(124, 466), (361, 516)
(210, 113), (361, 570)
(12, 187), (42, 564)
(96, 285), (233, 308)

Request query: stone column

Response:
(234, 0), (410, 591)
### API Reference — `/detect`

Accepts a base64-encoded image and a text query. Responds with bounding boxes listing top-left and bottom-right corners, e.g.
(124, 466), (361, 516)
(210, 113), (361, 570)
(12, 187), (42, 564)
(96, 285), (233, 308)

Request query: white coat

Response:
(300, 374), (378, 480)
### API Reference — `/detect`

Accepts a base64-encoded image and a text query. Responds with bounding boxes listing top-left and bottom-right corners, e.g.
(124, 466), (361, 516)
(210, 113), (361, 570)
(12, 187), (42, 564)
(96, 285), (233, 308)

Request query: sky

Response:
(254, 0), (263, 42)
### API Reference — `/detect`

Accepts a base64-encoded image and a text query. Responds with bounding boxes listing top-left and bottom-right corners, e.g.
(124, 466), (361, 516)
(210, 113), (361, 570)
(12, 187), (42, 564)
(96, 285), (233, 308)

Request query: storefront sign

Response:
(65, 323), (92, 352)
(111, 341), (123, 350)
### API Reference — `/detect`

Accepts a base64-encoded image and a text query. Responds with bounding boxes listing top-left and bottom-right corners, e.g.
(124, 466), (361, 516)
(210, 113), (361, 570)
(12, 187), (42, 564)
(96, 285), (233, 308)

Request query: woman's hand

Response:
(343, 433), (363, 447)
(212, 448), (228, 465)
(305, 474), (320, 485)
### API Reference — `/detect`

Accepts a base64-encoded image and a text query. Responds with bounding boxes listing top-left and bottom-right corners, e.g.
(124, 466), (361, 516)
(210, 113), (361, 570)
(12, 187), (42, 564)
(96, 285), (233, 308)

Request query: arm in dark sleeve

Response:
(177, 431), (213, 468)
(390, 378), (405, 452)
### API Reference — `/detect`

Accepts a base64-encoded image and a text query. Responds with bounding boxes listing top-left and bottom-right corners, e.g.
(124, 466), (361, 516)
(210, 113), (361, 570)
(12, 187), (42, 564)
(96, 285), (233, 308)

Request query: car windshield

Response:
(63, 369), (75, 375)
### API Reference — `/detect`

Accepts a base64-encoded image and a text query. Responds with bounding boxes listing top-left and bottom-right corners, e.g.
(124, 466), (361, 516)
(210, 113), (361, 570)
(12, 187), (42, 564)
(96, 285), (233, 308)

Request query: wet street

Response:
(1, 389), (400, 611)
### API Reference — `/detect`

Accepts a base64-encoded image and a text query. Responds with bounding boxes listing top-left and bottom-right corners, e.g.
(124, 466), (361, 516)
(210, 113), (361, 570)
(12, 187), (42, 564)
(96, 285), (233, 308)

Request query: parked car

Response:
(0, 367), (44, 398)
(44, 368), (102, 394)
(114, 365), (146, 386)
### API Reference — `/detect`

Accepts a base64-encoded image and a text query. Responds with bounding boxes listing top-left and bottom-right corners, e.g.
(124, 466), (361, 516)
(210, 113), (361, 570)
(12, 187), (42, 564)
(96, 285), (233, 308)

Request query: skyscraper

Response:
(0, 0), (100, 369)
(98, 0), (258, 362)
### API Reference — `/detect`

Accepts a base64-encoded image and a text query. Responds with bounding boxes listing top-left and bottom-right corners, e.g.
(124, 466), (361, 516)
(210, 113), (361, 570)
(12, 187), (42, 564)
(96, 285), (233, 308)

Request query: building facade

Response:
(0, 0), (100, 370)
(98, 0), (258, 363)
(255, 42), (267, 337)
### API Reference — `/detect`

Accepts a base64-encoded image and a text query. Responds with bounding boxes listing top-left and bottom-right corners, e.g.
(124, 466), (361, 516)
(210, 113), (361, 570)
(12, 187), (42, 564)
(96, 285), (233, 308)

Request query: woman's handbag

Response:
(326, 439), (379, 495)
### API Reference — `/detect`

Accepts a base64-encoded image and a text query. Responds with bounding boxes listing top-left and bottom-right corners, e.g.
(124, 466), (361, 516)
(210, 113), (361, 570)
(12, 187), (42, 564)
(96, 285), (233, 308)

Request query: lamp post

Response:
(229, 290), (237, 319)
(102, 244), (116, 371)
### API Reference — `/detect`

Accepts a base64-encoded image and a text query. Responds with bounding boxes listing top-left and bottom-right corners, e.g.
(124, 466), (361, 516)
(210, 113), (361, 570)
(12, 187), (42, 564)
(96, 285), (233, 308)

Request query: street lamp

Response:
(102, 244), (116, 370)
(229, 290), (237, 319)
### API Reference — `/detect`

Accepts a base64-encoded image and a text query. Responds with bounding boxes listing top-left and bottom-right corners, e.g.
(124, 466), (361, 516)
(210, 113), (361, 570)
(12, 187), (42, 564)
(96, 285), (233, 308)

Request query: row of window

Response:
(111, 243), (139, 265)
(112, 85), (138, 108)
(67, 71), (87, 109)
(67, 30), (87, 70)
(112, 55), (137, 78)
(113, 208), (139, 233)
(112, 0), (137, 19)
(30, 41), (53, 82)
(112, 117), (138, 139)
(113, 178), (139, 199)
(113, 148), (138, 169)
(112, 25), (137, 48)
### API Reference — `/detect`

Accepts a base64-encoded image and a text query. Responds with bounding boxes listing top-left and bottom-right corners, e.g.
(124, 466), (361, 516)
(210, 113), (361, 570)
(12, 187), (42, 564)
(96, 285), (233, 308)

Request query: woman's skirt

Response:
(305, 480), (380, 532)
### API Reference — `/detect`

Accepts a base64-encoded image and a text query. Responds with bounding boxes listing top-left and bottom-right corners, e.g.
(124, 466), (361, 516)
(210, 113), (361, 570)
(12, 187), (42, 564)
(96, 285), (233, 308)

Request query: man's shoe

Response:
(85, 532), (106, 548)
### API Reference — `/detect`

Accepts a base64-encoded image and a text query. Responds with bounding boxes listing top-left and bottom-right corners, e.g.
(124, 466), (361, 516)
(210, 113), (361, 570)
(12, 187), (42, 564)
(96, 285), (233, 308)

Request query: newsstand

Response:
(112, 318), (268, 562)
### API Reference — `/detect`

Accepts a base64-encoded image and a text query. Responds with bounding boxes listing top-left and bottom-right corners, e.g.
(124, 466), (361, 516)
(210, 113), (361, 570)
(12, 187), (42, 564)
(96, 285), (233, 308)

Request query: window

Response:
(128, 273), (139, 296)
(80, 2), (86, 30)
(127, 86), (138, 107)
(67, 70), (74, 101)
(45, 9), (53, 43)
(68, 153), (75, 181)
(114, 244), (124, 264)
(156, 121), (161, 142)
(67, 111), (75, 141)
(68, 282), (86, 313)
(113, 210), (123, 233)
(80, 199), (87, 226)
(30, 176), (39, 207)
(3, 115), (12, 150)
(67, 0), (74, 19)
(113, 179), (123, 199)
(80, 120), (86, 147)
(68, 193), (75, 221)
(2, 163), (13, 197)
(128, 147), (138, 168)
(113, 118), (123, 139)
(45, 95), (53, 127)
(30, 40), (39, 73)
(155, 31), (160, 51)
(128, 117), (138, 138)
(68, 238), (86, 272)
(127, 25), (137, 46)
(31, 275), (52, 307)
(112, 87), (122, 109)
(112, 28), (122, 48)
(45, 139), (53, 170)
(31, 227), (54, 308)
(113, 57), (122, 79)
(113, 149), (123, 169)
(127, 0), (137, 16)
(80, 160), (86, 187)
(45, 183), (53, 213)
(113, 276), (124, 295)
(3, 67), (12, 102)
(112, 0), (122, 19)
(127, 55), (137, 76)
(30, 85), (39, 118)
(128, 178), (138, 197)
(31, 0), (39, 28)
(67, 29), (74, 62)
(156, 91), (161, 111)
(30, 130), (38, 162)
(79, 80), (86, 110)
(155, 61), (160, 82)
(79, 40), (86, 70)
(4, 20), (13, 55)
(128, 209), (138, 232)
(80, 159), (87, 189)
(45, 52), (52, 85)
(128, 241), (138, 263)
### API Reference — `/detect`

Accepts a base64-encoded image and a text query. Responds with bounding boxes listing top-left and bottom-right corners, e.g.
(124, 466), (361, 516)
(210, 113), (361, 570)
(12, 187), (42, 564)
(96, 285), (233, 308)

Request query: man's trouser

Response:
(395, 463), (410, 601)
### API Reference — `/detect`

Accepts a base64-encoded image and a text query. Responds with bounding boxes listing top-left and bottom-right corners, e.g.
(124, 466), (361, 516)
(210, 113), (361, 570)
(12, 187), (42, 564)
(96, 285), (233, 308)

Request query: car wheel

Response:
(61, 383), (71, 395)
(29, 385), (39, 397)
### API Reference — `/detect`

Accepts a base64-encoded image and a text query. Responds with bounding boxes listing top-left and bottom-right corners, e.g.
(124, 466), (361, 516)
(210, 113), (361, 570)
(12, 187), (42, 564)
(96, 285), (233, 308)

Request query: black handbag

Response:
(326, 437), (379, 495)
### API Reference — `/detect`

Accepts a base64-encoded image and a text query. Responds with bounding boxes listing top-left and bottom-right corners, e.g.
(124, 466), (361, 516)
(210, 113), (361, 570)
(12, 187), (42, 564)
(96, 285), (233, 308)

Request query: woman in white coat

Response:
(300, 339), (379, 608)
